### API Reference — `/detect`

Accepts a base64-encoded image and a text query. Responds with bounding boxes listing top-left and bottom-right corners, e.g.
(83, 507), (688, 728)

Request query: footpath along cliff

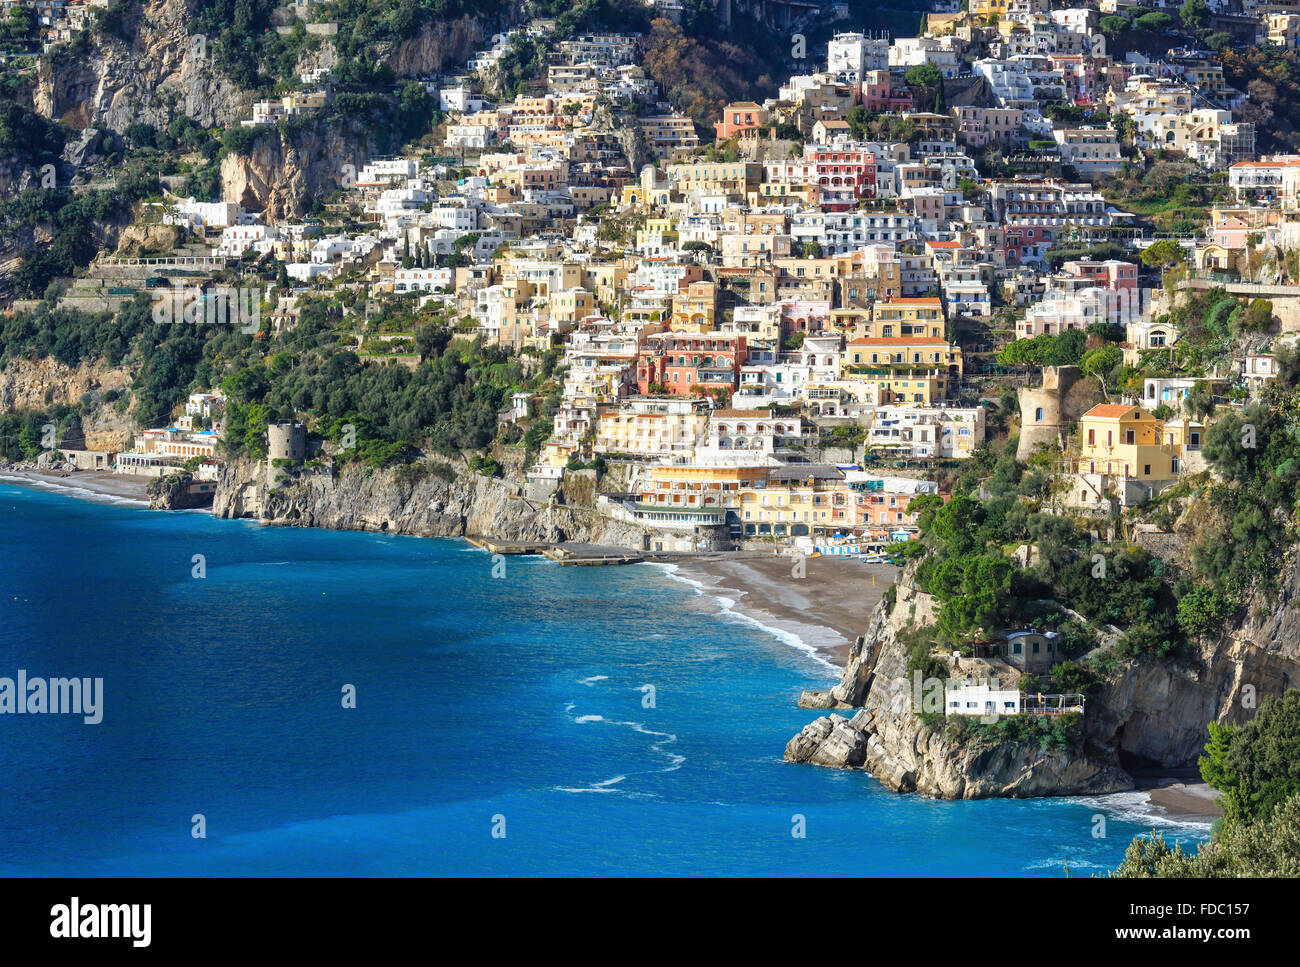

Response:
(785, 561), (1300, 799)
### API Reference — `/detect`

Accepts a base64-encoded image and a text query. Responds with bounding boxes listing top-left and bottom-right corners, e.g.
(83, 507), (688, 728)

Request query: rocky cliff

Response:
(212, 456), (654, 546)
(35, 0), (248, 133)
(787, 575), (1133, 798)
(786, 558), (1300, 799)
(0, 356), (136, 451)
(382, 16), (491, 78)
(220, 120), (379, 220)
(147, 471), (213, 510)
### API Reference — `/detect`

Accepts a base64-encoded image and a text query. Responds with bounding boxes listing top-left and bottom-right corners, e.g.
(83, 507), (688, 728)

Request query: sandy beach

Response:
(0, 468), (154, 504)
(662, 551), (897, 667)
(1143, 781), (1224, 822)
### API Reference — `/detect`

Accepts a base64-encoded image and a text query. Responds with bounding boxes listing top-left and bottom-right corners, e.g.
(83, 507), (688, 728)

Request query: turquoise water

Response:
(0, 481), (1209, 876)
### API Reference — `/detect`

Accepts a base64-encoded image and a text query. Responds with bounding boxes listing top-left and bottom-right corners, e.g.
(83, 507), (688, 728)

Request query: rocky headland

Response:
(785, 561), (1300, 799)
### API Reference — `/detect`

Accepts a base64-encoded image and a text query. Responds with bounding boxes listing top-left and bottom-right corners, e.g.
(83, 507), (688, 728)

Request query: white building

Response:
(867, 404), (986, 459)
(827, 32), (889, 82)
(945, 682), (1023, 717)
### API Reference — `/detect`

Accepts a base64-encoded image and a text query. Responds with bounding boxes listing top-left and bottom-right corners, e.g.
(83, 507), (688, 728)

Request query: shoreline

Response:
(5, 474), (1225, 830)
(1140, 780), (1223, 824)
(652, 551), (897, 670)
(0, 468), (153, 506)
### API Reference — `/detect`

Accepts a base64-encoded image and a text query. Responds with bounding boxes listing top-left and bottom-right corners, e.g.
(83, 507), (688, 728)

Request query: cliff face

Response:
(786, 558), (1300, 799)
(589, 101), (651, 174)
(0, 356), (135, 450)
(383, 16), (490, 77)
(35, 0), (248, 133)
(220, 121), (378, 220)
(1090, 561), (1300, 769)
(788, 577), (1131, 798)
(212, 457), (651, 546)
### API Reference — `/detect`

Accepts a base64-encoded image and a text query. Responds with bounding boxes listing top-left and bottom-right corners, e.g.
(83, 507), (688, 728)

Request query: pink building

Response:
(860, 71), (913, 114)
(779, 300), (832, 336)
(1050, 55), (1100, 106)
(1061, 259), (1138, 291)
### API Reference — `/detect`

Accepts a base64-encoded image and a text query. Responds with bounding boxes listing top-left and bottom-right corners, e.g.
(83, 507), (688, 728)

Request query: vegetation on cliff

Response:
(1, 284), (561, 471)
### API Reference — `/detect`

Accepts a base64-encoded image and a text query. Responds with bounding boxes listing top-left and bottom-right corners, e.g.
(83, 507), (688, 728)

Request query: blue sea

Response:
(0, 481), (1210, 876)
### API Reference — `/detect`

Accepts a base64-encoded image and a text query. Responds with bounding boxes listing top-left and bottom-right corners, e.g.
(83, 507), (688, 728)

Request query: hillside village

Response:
(4, 0), (1300, 560)
(5, 2), (1300, 875)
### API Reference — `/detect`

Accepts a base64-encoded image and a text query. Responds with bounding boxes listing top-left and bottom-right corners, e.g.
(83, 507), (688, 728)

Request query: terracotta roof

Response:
(1083, 403), (1143, 419)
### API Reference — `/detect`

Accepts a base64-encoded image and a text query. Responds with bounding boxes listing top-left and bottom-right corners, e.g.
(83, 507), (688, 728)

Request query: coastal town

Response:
(4, 3), (1291, 558)
(2, 0), (1300, 884)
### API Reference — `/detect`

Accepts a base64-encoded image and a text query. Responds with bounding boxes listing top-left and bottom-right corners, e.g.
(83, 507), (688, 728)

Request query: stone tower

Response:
(266, 422), (306, 476)
(1016, 366), (1101, 461)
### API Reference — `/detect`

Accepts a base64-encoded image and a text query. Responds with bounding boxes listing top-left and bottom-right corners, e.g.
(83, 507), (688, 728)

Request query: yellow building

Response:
(970, 0), (1009, 18)
(736, 473), (845, 538)
(1269, 13), (1300, 50)
(665, 161), (763, 197)
(839, 297), (948, 340)
(671, 281), (717, 331)
(638, 465), (769, 511)
(842, 335), (962, 403)
(1068, 403), (1184, 507)
(550, 288), (595, 326)
(750, 183), (819, 207)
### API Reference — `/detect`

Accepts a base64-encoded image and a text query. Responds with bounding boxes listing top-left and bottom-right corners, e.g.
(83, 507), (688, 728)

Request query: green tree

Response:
(905, 64), (943, 89)
(1080, 345), (1121, 387)
(1141, 239), (1186, 271)
(1180, 0), (1210, 30)
(1099, 15), (1129, 37)
(1198, 692), (1300, 825)
(1135, 11), (1174, 32)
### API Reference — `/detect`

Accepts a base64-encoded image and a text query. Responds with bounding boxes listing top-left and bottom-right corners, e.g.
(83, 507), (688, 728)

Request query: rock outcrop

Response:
(786, 556), (1300, 799)
(212, 456), (652, 546)
(147, 472), (214, 510)
(787, 575), (1131, 798)
(382, 16), (490, 77)
(35, 0), (248, 134)
(219, 120), (378, 220)
(786, 708), (1130, 798)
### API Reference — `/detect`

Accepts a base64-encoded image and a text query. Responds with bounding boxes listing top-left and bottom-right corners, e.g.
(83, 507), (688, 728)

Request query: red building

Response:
(636, 332), (747, 396)
(806, 146), (876, 211)
(1004, 225), (1051, 265)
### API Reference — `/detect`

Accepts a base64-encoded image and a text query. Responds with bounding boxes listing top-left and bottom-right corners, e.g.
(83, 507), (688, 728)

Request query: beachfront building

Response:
(735, 465), (847, 539)
(635, 465), (768, 515)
